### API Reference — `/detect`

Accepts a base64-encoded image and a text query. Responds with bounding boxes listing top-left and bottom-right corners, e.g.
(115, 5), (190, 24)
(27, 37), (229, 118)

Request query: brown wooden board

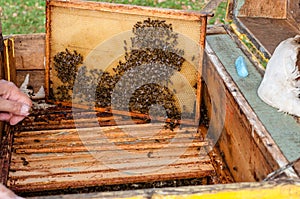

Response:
(14, 34), (45, 70)
(238, 17), (299, 55)
(0, 125), (13, 185)
(0, 19), (4, 138)
(7, 123), (215, 194)
(27, 180), (300, 199)
(237, 0), (287, 19)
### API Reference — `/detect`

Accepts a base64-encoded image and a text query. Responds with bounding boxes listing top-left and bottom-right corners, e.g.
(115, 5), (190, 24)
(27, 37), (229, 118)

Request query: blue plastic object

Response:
(235, 56), (249, 78)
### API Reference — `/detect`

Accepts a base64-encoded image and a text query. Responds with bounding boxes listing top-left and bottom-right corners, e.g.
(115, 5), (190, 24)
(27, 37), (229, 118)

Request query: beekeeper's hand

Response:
(0, 79), (32, 125)
(0, 184), (24, 199)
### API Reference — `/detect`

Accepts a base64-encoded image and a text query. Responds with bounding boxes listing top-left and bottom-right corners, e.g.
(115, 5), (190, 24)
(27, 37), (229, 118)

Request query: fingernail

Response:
(20, 104), (31, 116)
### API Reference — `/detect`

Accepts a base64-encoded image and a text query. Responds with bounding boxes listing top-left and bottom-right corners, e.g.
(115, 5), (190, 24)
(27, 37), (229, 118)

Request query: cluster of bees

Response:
(52, 49), (83, 101)
(53, 18), (189, 126)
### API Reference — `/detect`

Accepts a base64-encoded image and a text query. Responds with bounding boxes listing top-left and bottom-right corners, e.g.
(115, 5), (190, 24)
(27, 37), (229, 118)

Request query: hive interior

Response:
(1, 1), (235, 196)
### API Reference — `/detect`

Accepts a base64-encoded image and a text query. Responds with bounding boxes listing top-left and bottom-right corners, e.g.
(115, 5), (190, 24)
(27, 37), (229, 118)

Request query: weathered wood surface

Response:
(8, 123), (215, 193)
(238, 17), (300, 55)
(204, 42), (274, 182)
(201, 0), (224, 13)
(206, 34), (299, 178)
(237, 0), (287, 19)
(0, 20), (4, 138)
(206, 25), (227, 35)
(295, 161), (300, 177)
(287, 0), (300, 30)
(0, 125), (13, 185)
(17, 105), (196, 132)
(0, 19), (4, 80)
(228, 0), (300, 61)
(28, 180), (300, 199)
(14, 33), (45, 70)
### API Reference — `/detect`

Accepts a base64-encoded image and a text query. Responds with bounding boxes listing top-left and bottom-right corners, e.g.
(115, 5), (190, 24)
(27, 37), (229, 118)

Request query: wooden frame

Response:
(45, 0), (211, 124)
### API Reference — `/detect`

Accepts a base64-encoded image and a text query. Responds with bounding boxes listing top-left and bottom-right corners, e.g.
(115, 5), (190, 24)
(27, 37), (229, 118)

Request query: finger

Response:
(0, 112), (12, 122)
(0, 98), (31, 116)
(0, 113), (25, 126)
(9, 115), (25, 126)
(0, 183), (25, 199)
(0, 80), (32, 107)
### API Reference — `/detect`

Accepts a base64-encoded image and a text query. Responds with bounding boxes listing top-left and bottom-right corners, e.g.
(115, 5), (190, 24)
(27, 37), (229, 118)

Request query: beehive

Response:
(0, 0), (223, 196)
(1, 0), (299, 198)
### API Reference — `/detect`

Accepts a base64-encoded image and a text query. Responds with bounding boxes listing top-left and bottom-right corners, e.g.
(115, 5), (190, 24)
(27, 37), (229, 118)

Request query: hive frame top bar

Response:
(46, 0), (213, 20)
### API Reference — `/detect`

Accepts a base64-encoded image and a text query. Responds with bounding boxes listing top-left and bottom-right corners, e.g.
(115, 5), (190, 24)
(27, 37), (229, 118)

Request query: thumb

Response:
(0, 98), (31, 116)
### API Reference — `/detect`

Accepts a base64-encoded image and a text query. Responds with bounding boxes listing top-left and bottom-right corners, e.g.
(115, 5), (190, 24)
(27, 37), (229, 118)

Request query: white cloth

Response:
(258, 35), (300, 117)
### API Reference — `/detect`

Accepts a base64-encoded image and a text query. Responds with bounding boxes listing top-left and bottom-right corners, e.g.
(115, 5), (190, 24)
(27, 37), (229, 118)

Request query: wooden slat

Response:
(295, 159), (300, 177)
(18, 105), (196, 131)
(0, 20), (4, 138)
(14, 34), (45, 70)
(8, 124), (214, 193)
(0, 126), (13, 185)
(237, 0), (287, 19)
(27, 180), (300, 199)
(9, 162), (213, 192)
(238, 17), (299, 55)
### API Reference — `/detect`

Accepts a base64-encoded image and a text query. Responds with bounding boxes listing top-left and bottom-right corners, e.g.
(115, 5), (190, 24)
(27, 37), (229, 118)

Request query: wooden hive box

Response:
(1, 0), (218, 196)
(0, 0), (299, 198)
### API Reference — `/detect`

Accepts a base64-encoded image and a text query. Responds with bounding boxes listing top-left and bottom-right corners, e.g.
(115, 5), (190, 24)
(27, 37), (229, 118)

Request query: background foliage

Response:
(0, 0), (226, 35)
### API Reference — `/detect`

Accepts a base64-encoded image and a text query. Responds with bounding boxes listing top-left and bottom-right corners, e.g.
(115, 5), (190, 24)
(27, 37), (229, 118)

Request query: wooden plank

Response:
(206, 25), (227, 35)
(0, 125), (13, 185)
(295, 159), (300, 177)
(238, 17), (299, 55)
(14, 125), (207, 153)
(201, 0), (224, 13)
(8, 123), (214, 193)
(27, 180), (300, 199)
(10, 148), (205, 168)
(287, 0), (300, 30)
(14, 33), (45, 70)
(0, 20), (4, 79)
(0, 19), (4, 138)
(13, 126), (200, 143)
(237, 0), (287, 19)
(206, 34), (299, 178)
(9, 162), (213, 192)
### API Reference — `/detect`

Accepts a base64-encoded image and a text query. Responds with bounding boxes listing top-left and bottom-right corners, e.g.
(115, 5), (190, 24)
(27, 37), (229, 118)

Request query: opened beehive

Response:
(0, 0), (221, 195)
